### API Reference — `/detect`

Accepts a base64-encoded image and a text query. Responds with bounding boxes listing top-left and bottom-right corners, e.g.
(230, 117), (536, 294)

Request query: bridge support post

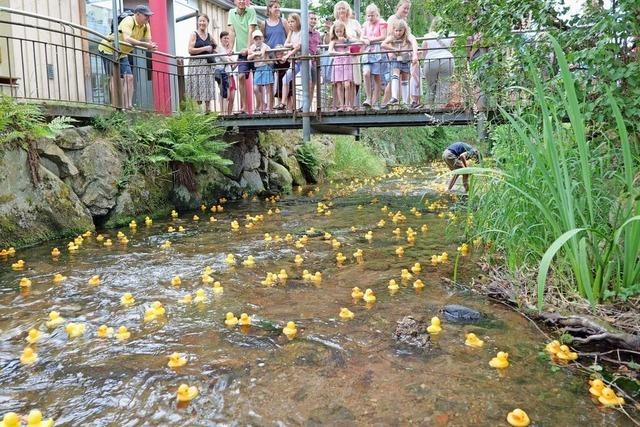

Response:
(301, 0), (311, 143)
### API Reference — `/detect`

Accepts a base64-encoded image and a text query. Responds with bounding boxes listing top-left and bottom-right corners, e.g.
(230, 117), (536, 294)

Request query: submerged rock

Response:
(393, 316), (431, 349)
(441, 304), (483, 323)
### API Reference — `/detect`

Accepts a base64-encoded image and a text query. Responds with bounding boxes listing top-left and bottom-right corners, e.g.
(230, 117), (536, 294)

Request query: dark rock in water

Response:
(441, 304), (483, 323)
(393, 316), (431, 349)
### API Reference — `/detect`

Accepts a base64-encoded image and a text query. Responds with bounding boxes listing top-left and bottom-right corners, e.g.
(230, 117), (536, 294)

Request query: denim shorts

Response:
(237, 54), (255, 78)
(390, 60), (410, 74)
(101, 54), (133, 78)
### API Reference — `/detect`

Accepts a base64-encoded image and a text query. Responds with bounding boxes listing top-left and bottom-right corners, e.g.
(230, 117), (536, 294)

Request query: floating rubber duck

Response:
(277, 269), (288, 282)
(104, 239), (113, 247)
(364, 231), (373, 242)
(339, 308), (354, 320)
(193, 289), (207, 303)
(11, 260), (25, 270)
(95, 234), (104, 241)
(353, 249), (364, 263)
(589, 379), (605, 397)
(336, 253), (347, 264)
(192, 215), (199, 221)
(26, 328), (41, 344)
(67, 242), (79, 252)
(544, 340), (562, 355)
(171, 276), (181, 287)
(225, 312), (238, 326)
(261, 272), (277, 286)
(143, 301), (165, 322)
(202, 274), (214, 284)
(555, 345), (578, 362)
(242, 256), (255, 267)
(458, 243), (470, 256)
(26, 409), (54, 427)
(176, 384), (198, 402)
(310, 272), (322, 285)
(120, 236), (129, 244)
(598, 387), (625, 406)
(427, 317), (442, 334)
(88, 275), (100, 286)
(52, 273), (67, 284)
(168, 352), (187, 368)
(388, 279), (399, 291)
(377, 219), (385, 228)
(167, 226), (175, 233)
(421, 224), (428, 233)
(129, 220), (137, 229)
(400, 269), (413, 281)
(115, 326), (131, 341)
(177, 226), (185, 232)
(294, 254), (304, 265)
(19, 278), (32, 288)
(20, 346), (38, 365)
(410, 263), (422, 274)
(351, 287), (364, 300)
(209, 216), (217, 222)
(238, 313), (251, 326)
(363, 289), (376, 303)
(116, 231), (125, 240)
(160, 240), (171, 249)
(74, 236), (84, 246)
(489, 351), (510, 368)
(45, 311), (64, 328)
(225, 254), (236, 266)
(65, 323), (86, 338)
(465, 333), (484, 348)
(413, 279), (425, 289)
(51, 248), (61, 258)
(179, 294), (192, 304)
(144, 216), (153, 226)
(96, 324), (114, 338)
(283, 321), (298, 340)
(506, 408), (530, 427)
(121, 292), (135, 306)
(212, 282), (223, 294)
(395, 247), (404, 257)
(171, 210), (179, 218)
(0, 412), (20, 427)
(230, 220), (240, 231)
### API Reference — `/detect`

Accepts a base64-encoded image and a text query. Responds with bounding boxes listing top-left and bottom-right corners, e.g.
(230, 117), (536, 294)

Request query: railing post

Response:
(316, 59), (322, 117)
(112, 52), (123, 109)
(177, 58), (185, 110)
(300, 0), (311, 143)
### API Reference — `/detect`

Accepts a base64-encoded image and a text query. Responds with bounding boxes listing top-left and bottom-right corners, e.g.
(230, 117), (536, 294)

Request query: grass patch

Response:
(327, 136), (385, 180)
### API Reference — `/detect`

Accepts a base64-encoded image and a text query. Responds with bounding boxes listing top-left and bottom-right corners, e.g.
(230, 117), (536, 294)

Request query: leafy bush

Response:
(0, 96), (73, 147)
(327, 136), (385, 180)
(295, 140), (322, 179)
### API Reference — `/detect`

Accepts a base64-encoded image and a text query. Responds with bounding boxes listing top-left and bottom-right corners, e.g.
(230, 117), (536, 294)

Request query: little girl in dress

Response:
(381, 19), (417, 108)
(329, 21), (354, 111)
(248, 29), (274, 113)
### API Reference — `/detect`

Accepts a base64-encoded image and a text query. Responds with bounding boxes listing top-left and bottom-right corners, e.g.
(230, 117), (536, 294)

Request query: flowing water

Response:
(0, 167), (629, 426)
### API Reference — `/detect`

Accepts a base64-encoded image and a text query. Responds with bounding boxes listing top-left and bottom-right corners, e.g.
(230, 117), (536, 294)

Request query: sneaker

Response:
(410, 101), (422, 109)
(387, 97), (398, 105)
(362, 100), (372, 108)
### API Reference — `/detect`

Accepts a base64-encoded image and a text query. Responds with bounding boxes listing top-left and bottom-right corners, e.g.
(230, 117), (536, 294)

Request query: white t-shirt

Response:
(423, 31), (454, 60)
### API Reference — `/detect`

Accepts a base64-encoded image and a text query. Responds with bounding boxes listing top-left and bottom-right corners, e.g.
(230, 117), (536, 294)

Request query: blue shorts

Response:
(391, 60), (410, 74)
(254, 65), (274, 86)
(101, 54), (133, 78)
(237, 54), (255, 78)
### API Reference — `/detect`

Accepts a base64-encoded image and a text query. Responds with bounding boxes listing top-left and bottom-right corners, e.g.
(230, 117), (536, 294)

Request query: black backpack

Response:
(109, 9), (148, 37)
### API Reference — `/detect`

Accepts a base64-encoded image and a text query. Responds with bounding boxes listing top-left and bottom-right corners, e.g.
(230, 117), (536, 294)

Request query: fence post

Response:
(112, 53), (123, 109)
(177, 58), (185, 110)
(300, 0), (311, 143)
(316, 59), (321, 117)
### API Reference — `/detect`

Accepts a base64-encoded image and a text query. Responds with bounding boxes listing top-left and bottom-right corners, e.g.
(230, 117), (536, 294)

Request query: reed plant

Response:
(464, 38), (639, 308)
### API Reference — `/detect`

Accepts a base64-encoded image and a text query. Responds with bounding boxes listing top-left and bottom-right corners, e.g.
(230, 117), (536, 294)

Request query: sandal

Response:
(274, 103), (285, 110)
(362, 100), (371, 108)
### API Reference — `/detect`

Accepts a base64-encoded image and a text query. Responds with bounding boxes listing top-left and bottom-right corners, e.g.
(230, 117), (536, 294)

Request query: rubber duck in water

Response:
(201, 274), (214, 284)
(598, 387), (625, 406)
(176, 384), (199, 402)
(65, 323), (86, 338)
(388, 279), (399, 291)
(278, 269), (288, 282)
(171, 276), (181, 287)
(160, 240), (171, 249)
(544, 340), (561, 355)
(364, 231), (373, 242)
(179, 294), (192, 304)
(19, 278), (32, 288)
(352, 287), (364, 300)
(168, 352), (187, 368)
(192, 215), (199, 221)
(0, 412), (20, 427)
(96, 325), (114, 338)
(143, 301), (165, 322)
(465, 332), (484, 348)
(171, 210), (179, 218)
(506, 408), (530, 427)
(589, 379), (605, 397)
(353, 249), (364, 263)
(115, 326), (131, 341)
(104, 239), (113, 247)
(212, 281), (223, 294)
(121, 292), (135, 306)
(51, 248), (61, 258)
(45, 311), (64, 328)
(145, 216), (153, 226)
(363, 289), (376, 303)
(178, 226), (185, 232)
(26, 409), (54, 427)
(96, 234), (104, 241)
(167, 226), (175, 233)
(225, 312), (238, 326)
(421, 224), (429, 233)
(52, 273), (67, 284)
(238, 313), (251, 326)
(283, 321), (298, 340)
(400, 269), (413, 281)
(336, 253), (347, 264)
(193, 289), (207, 303)
(230, 220), (240, 231)
(242, 256), (255, 267)
(413, 279), (425, 289)
(458, 243), (470, 256)
(119, 236), (129, 244)
(11, 260), (25, 270)
(294, 254), (304, 265)
(489, 351), (510, 368)
(310, 272), (322, 285)
(20, 347), (38, 365)
(555, 345), (578, 362)
(225, 254), (236, 266)
(26, 329), (41, 344)
(129, 220), (137, 229)
(88, 275), (100, 286)
(339, 308), (354, 320)
(395, 247), (404, 257)
(209, 216), (217, 223)
(427, 317), (442, 334)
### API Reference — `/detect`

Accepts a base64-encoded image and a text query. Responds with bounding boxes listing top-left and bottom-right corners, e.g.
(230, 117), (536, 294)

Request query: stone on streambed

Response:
(441, 304), (483, 324)
(394, 316), (431, 350)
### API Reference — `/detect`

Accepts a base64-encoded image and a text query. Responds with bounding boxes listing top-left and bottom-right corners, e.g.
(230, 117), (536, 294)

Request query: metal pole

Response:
(111, 0), (122, 109)
(300, 0), (311, 143)
(353, 0), (361, 21)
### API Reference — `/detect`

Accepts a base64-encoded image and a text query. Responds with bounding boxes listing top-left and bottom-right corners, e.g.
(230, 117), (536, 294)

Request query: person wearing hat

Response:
(442, 141), (479, 192)
(98, 5), (158, 110)
(247, 29), (274, 113)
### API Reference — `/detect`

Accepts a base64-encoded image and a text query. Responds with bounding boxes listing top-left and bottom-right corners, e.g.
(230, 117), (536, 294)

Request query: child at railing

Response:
(277, 13), (302, 111)
(248, 29), (273, 113)
(361, 4), (387, 108)
(273, 45), (292, 111)
(329, 21), (354, 111)
(381, 20), (417, 108)
(217, 31), (237, 115)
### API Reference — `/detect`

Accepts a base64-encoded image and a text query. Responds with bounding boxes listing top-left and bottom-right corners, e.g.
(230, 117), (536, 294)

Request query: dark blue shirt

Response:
(446, 142), (475, 157)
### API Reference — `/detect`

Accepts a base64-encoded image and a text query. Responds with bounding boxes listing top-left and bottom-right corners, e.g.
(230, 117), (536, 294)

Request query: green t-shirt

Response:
(227, 7), (257, 51)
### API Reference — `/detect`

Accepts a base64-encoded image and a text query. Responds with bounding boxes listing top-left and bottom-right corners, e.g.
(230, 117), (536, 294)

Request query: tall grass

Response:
(327, 136), (385, 180)
(465, 37), (640, 308)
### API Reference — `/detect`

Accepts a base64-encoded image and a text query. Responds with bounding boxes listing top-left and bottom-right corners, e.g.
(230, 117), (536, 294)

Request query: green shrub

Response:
(327, 136), (385, 180)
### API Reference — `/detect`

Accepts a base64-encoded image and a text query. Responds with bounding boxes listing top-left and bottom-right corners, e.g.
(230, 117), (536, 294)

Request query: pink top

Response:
(363, 20), (387, 39)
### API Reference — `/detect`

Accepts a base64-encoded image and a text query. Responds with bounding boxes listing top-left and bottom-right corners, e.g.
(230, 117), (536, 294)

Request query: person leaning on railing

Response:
(216, 31), (238, 115)
(98, 5), (158, 110)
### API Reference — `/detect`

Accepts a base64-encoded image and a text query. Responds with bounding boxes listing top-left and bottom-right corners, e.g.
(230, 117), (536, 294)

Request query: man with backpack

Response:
(98, 5), (158, 110)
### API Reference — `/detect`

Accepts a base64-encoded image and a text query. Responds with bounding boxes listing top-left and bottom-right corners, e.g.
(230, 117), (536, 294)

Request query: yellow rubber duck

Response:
(353, 249), (364, 263)
(339, 308), (354, 320)
(115, 326), (131, 341)
(67, 242), (79, 252)
(52, 273), (67, 284)
(26, 329), (41, 344)
(413, 279), (425, 289)
(119, 236), (129, 245)
(310, 272), (322, 284)
(589, 379), (605, 397)
(489, 351), (510, 368)
(96, 325), (114, 338)
(506, 408), (530, 427)
(209, 216), (217, 222)
(282, 321), (298, 340)
(145, 216), (153, 226)
(167, 226), (175, 233)
(45, 311), (64, 328)
(363, 289), (376, 303)
(202, 266), (213, 275)
(143, 301), (165, 322)
(160, 240), (171, 249)
(395, 247), (404, 257)
(11, 260), (25, 270)
(88, 275), (100, 286)
(74, 236), (84, 245)
(129, 220), (137, 229)
(410, 263), (422, 274)
(377, 219), (385, 228)
(178, 226), (185, 232)
(26, 409), (54, 427)
(225, 312), (238, 326)
(51, 248), (61, 257)
(465, 332), (484, 348)
(170, 276), (181, 287)
(598, 387), (625, 406)
(212, 281), (223, 294)
(336, 253), (347, 264)
(192, 215), (199, 221)
(225, 254), (236, 266)
(458, 243), (470, 256)
(242, 256), (255, 267)
(168, 352), (187, 368)
(20, 346), (38, 365)
(400, 269), (413, 281)
(364, 231), (373, 242)
(351, 287), (364, 300)
(103, 239), (113, 247)
(176, 384), (199, 402)
(65, 323), (86, 338)
(277, 269), (288, 282)
(179, 294), (192, 304)
(388, 279), (399, 291)
(555, 345), (578, 362)
(230, 220), (240, 231)
(19, 278), (32, 288)
(171, 210), (179, 218)
(201, 274), (214, 284)
(200, 204), (207, 212)
(96, 234), (104, 241)
(193, 289), (207, 303)
(544, 340), (562, 355)
(264, 233), (272, 242)
(427, 317), (442, 334)
(121, 292), (135, 306)
(0, 412), (20, 427)
(238, 313), (251, 326)
(116, 231), (125, 240)
(294, 254), (304, 265)
(421, 224), (428, 233)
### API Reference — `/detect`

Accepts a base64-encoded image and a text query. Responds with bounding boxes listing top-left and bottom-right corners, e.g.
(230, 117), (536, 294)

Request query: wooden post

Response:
(177, 58), (185, 110)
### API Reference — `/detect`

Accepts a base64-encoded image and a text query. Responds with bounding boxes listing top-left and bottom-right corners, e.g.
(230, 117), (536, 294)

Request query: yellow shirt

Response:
(98, 15), (151, 58)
